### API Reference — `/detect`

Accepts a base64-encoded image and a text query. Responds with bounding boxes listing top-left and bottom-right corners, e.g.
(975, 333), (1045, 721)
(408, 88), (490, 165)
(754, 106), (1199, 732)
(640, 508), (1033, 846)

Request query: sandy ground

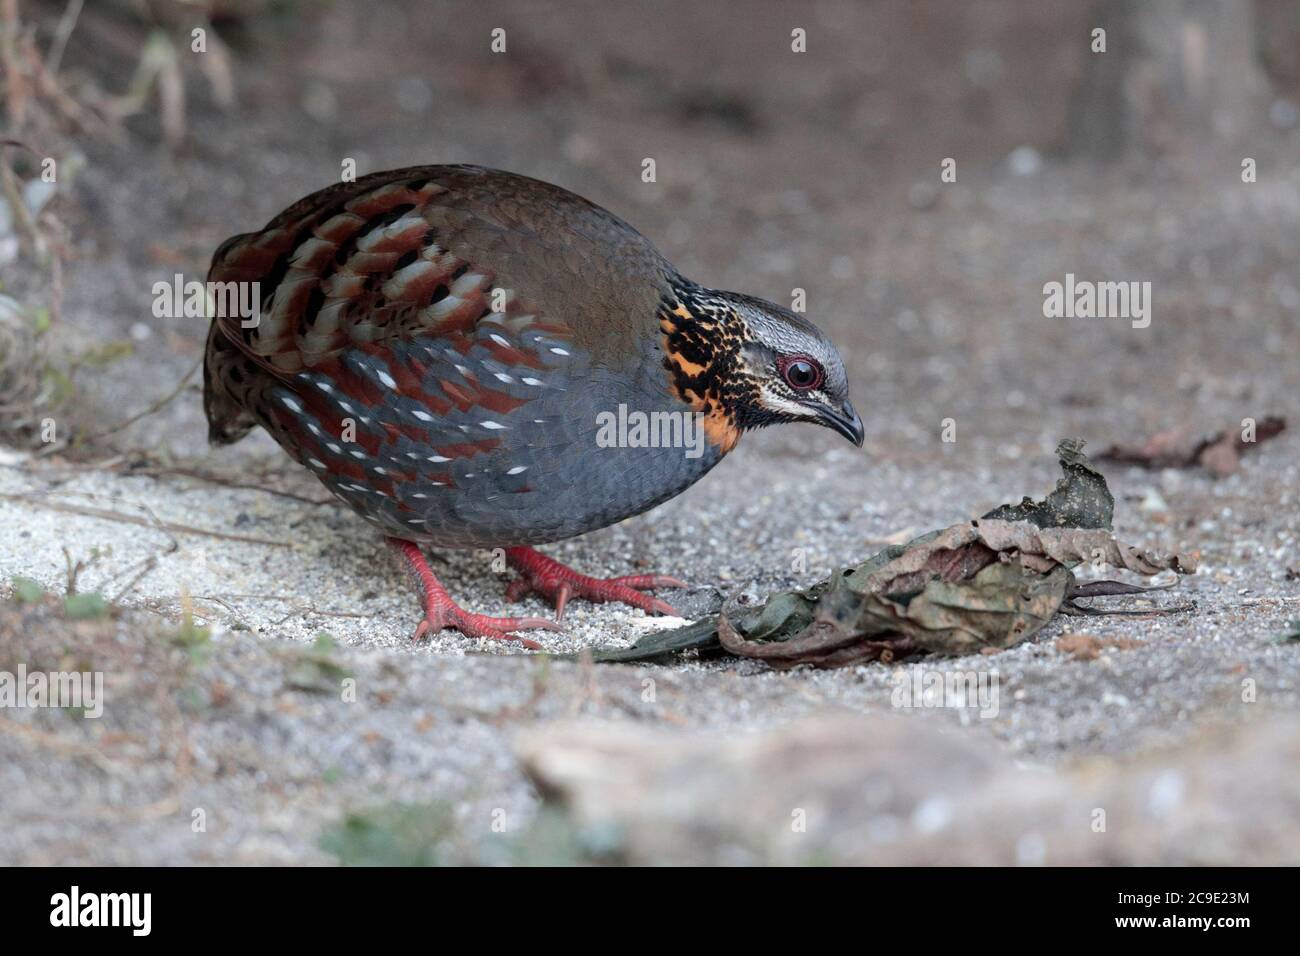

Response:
(1, 0), (1298, 864)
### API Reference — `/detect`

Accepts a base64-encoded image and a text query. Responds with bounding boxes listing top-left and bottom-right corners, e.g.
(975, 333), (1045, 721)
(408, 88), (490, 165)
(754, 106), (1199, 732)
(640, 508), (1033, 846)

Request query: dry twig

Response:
(0, 491), (290, 547)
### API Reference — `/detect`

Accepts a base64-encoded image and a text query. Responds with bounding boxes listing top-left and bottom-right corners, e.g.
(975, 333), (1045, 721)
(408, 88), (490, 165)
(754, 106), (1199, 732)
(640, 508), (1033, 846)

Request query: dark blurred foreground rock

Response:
(518, 713), (1300, 865)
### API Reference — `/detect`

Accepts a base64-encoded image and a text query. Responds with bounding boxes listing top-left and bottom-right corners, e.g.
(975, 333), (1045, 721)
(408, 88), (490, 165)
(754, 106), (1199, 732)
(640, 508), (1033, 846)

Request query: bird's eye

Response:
(779, 355), (823, 391)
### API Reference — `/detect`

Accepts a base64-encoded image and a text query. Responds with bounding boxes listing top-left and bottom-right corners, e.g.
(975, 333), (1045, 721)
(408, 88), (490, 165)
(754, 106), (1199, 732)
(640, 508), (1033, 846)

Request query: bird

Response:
(203, 165), (863, 648)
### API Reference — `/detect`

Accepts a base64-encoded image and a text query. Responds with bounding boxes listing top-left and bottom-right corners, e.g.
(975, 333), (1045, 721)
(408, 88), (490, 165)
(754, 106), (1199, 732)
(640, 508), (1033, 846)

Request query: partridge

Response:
(203, 165), (862, 647)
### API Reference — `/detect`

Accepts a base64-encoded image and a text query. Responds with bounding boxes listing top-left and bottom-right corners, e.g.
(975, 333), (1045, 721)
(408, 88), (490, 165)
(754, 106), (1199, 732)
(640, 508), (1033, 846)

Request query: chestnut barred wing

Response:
(203, 164), (671, 428)
(207, 165), (671, 362)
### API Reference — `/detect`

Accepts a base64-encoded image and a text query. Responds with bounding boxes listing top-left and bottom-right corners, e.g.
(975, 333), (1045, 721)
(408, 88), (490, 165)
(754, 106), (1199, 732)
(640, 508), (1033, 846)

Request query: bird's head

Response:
(659, 285), (864, 449)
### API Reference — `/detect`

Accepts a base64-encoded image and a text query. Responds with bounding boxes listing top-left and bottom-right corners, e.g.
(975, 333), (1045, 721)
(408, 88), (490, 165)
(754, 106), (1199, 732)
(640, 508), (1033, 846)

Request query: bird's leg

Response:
(387, 538), (561, 649)
(504, 546), (687, 620)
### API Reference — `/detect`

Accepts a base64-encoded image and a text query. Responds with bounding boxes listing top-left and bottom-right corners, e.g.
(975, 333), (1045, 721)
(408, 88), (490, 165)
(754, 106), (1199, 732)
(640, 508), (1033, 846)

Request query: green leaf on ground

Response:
(10, 576), (45, 603)
(63, 592), (108, 619)
(172, 604), (212, 664)
(318, 803), (453, 866)
(283, 631), (351, 692)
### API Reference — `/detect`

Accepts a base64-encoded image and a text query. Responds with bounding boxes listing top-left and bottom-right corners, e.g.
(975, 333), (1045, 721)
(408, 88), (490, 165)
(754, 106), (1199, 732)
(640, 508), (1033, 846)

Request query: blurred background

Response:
(1, 1), (1298, 865)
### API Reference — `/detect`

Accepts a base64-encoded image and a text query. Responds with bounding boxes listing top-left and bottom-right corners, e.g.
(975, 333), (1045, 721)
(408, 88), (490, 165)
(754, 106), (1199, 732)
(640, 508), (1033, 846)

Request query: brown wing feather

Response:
(204, 164), (672, 443)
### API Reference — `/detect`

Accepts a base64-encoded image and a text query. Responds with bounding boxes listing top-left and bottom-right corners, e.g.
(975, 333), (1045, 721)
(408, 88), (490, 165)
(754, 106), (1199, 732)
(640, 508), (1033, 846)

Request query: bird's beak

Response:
(814, 399), (865, 447)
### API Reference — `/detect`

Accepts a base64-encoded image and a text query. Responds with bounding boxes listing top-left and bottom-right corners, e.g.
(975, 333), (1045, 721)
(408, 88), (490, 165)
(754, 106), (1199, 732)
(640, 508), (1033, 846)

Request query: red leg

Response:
(504, 546), (687, 620)
(388, 538), (561, 649)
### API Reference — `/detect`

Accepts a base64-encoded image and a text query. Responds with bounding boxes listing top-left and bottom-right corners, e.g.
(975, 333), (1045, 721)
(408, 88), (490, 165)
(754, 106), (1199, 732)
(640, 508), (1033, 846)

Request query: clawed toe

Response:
(413, 608), (556, 649)
(504, 546), (686, 620)
(606, 573), (690, 590)
(391, 538), (560, 650)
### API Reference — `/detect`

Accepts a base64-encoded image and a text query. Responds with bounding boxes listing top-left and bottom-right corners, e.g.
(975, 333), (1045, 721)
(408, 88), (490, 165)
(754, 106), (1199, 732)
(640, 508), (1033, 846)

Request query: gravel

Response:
(2, 0), (1298, 863)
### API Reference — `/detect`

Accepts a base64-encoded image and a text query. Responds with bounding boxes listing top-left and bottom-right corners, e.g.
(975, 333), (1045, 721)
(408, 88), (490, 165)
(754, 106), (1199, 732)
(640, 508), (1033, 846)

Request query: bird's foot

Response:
(388, 538), (560, 649)
(504, 546), (687, 620)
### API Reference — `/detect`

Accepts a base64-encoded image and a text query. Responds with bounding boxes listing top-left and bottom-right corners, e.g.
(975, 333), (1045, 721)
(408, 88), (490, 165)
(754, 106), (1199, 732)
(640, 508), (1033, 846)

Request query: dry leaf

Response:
(586, 440), (1195, 670)
(1099, 417), (1285, 477)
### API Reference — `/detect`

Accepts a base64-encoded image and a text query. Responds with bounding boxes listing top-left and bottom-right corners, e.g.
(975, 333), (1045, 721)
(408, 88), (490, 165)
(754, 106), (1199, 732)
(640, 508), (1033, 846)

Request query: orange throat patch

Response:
(658, 293), (747, 454)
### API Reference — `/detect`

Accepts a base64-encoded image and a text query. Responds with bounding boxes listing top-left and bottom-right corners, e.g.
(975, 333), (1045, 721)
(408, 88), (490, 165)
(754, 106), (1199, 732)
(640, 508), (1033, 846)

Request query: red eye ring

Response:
(778, 354), (824, 391)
